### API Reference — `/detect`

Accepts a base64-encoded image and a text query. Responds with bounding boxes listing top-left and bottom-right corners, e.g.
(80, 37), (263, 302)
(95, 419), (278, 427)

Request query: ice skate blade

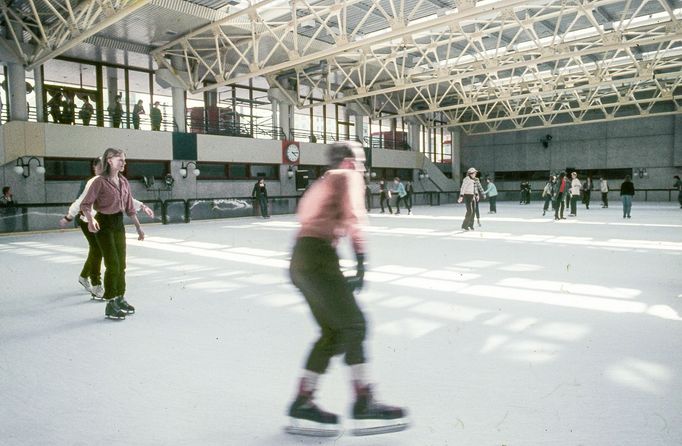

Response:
(285, 418), (341, 437)
(350, 418), (409, 436)
(105, 314), (126, 320)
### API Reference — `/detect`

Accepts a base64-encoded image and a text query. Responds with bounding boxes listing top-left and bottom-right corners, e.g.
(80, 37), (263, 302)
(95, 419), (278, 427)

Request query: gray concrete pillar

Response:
(450, 128), (462, 185)
(7, 63), (28, 121)
(354, 115), (364, 144)
(271, 99), (279, 140)
(106, 66), (118, 104)
(33, 67), (45, 122)
(279, 100), (291, 140)
(409, 123), (421, 152)
(674, 115), (682, 167)
(171, 57), (186, 133)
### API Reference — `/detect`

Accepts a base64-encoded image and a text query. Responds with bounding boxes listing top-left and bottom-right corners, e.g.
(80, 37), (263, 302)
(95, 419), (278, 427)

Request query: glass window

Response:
(151, 68), (172, 132)
(128, 69), (152, 131)
(124, 160), (170, 180)
(197, 163), (228, 179)
(103, 66), (126, 128)
(45, 158), (93, 180)
(229, 163), (248, 179)
(250, 164), (278, 179)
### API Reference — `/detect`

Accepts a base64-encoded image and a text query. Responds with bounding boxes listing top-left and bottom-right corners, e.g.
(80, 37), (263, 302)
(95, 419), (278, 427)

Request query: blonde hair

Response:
(101, 148), (125, 176)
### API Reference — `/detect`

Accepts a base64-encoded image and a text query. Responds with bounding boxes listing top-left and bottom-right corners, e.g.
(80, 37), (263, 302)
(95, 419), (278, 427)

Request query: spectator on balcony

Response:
(108, 95), (123, 128)
(60, 93), (75, 125)
(79, 97), (94, 126)
(47, 91), (62, 123)
(132, 100), (145, 130)
(150, 101), (162, 131)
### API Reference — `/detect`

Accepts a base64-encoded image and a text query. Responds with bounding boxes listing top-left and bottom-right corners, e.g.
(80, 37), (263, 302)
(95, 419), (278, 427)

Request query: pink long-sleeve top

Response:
(296, 169), (367, 254)
(80, 174), (136, 217)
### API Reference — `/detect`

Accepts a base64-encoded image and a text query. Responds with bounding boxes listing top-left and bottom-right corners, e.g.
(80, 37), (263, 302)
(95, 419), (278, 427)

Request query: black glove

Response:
(348, 252), (365, 293)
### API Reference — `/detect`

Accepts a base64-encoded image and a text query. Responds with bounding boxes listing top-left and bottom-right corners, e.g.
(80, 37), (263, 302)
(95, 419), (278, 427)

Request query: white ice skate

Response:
(284, 417), (341, 437)
(350, 385), (409, 436)
(285, 393), (341, 437)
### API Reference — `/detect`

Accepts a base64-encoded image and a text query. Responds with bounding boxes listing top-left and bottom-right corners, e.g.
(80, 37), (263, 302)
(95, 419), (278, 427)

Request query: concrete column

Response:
(409, 123), (421, 152)
(271, 99), (279, 140)
(106, 66), (118, 104)
(7, 63), (28, 121)
(172, 88), (186, 133)
(171, 57), (186, 133)
(674, 115), (682, 167)
(33, 67), (45, 122)
(279, 100), (291, 140)
(354, 115), (364, 144)
(450, 128), (462, 185)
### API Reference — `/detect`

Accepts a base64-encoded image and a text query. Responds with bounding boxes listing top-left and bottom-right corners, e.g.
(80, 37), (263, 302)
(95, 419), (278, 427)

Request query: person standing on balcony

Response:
(150, 101), (162, 131)
(79, 97), (94, 126)
(108, 96), (123, 128)
(132, 100), (145, 129)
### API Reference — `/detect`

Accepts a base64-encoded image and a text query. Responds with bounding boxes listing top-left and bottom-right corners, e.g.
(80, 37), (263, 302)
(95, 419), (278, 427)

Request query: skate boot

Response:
(115, 296), (135, 314)
(91, 284), (104, 300)
(350, 385), (409, 436)
(285, 392), (340, 437)
(105, 299), (126, 320)
(78, 276), (93, 294)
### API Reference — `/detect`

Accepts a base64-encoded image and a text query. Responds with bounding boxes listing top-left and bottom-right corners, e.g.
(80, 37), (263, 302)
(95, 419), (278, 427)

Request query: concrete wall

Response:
(461, 115), (682, 192)
(0, 122), (436, 203)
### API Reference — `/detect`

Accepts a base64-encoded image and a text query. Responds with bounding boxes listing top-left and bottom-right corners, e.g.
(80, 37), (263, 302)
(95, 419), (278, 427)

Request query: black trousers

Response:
(601, 192), (608, 207)
(571, 195), (579, 215)
(380, 192), (392, 213)
(554, 193), (565, 218)
(94, 213), (126, 300)
(396, 195), (408, 213)
(78, 218), (102, 286)
(489, 196), (497, 213)
(257, 195), (269, 217)
(462, 194), (475, 229)
(290, 237), (367, 374)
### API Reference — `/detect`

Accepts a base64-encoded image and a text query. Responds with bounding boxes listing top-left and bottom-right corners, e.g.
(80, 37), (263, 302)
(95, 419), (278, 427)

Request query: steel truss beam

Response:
(152, 0), (536, 93)
(292, 0), (681, 109)
(0, 0), (151, 70)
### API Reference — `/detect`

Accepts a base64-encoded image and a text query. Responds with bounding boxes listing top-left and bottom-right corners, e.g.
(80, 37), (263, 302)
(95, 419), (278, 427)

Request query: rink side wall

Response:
(461, 114), (682, 194)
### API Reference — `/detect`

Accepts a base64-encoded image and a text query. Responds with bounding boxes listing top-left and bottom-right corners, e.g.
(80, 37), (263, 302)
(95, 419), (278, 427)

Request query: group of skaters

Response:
(377, 178), (414, 215)
(539, 172), (636, 219)
(460, 169), (682, 224)
(46, 89), (163, 130)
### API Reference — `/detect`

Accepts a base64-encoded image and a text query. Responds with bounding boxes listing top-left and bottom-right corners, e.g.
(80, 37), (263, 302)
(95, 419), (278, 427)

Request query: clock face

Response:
(286, 144), (300, 162)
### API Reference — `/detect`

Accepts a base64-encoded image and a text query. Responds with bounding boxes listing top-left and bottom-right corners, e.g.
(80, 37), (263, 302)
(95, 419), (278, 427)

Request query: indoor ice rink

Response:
(1, 202), (680, 446)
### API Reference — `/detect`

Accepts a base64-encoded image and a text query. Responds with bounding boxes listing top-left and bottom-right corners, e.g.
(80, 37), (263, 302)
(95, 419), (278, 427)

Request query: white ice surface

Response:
(1, 202), (681, 446)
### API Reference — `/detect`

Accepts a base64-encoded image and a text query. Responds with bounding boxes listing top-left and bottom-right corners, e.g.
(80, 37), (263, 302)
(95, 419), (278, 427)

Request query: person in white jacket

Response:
(569, 171), (582, 216)
(59, 157), (154, 298)
(458, 167), (479, 230)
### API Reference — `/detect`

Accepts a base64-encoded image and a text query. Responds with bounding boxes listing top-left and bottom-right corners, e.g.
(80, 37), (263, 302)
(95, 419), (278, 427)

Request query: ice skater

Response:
(60, 157), (153, 299)
(458, 167), (479, 230)
(80, 148), (146, 320)
(286, 141), (407, 437)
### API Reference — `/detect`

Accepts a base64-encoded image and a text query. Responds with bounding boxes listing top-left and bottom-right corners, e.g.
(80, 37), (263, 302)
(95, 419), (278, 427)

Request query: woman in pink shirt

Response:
(80, 148), (145, 320)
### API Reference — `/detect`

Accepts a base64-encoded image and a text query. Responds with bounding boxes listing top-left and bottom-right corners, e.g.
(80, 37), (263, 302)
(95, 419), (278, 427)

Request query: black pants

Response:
(396, 195), (408, 213)
(78, 218), (102, 286)
(474, 199), (480, 220)
(489, 196), (497, 213)
(290, 237), (366, 374)
(257, 195), (269, 217)
(602, 192), (608, 207)
(583, 191), (591, 208)
(543, 196), (552, 212)
(462, 194), (475, 229)
(554, 194), (565, 218)
(380, 192), (392, 213)
(94, 213), (126, 300)
(571, 195), (579, 215)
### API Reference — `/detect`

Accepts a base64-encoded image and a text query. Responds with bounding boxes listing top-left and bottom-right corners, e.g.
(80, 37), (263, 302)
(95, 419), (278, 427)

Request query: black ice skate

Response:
(115, 296), (135, 314)
(350, 385), (409, 436)
(285, 393), (340, 437)
(105, 299), (126, 320)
